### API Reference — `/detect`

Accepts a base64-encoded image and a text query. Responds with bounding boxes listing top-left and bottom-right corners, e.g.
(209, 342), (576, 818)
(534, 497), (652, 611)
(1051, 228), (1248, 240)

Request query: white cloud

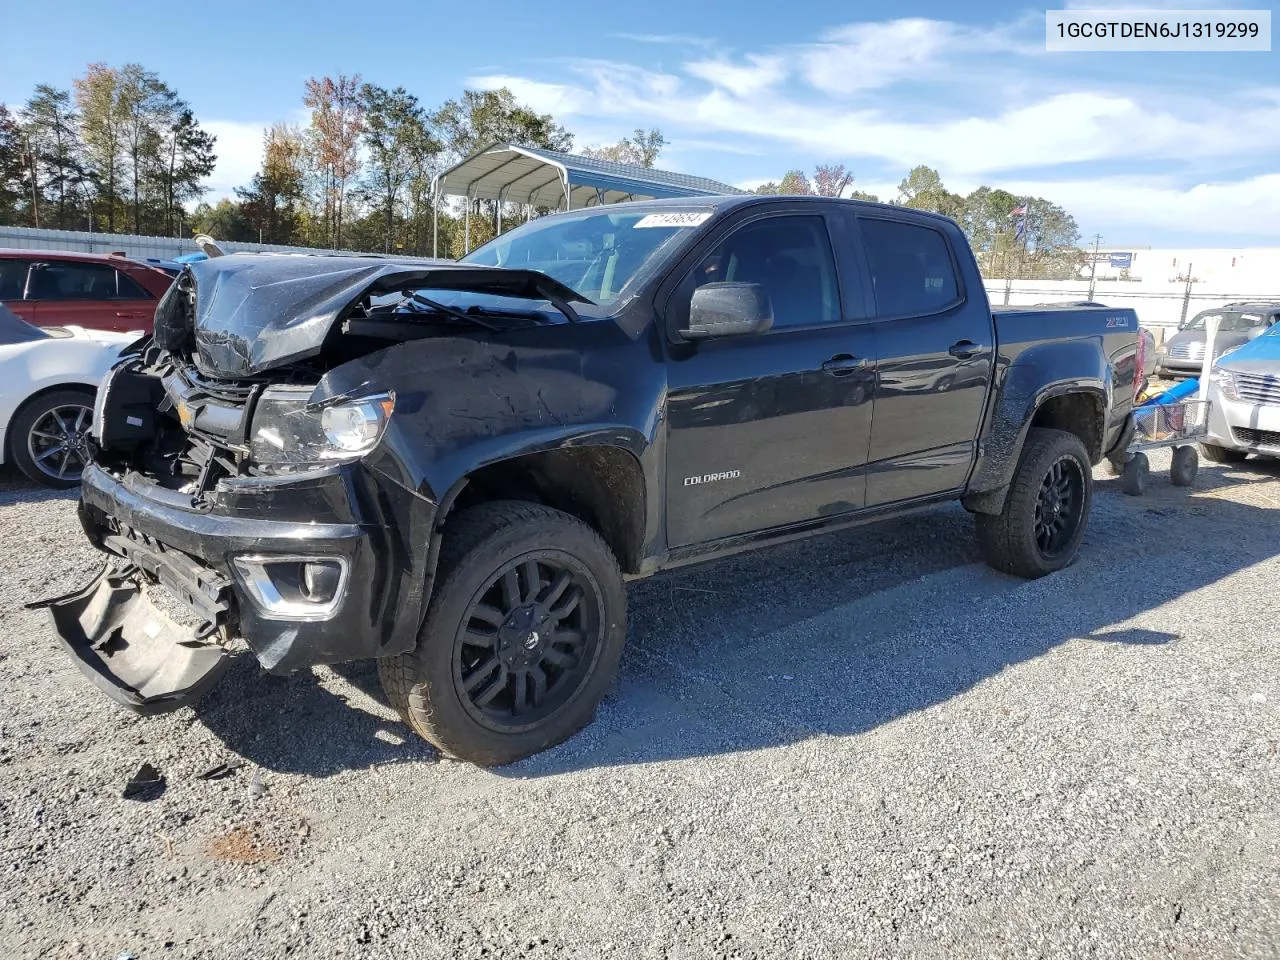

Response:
(797, 18), (1033, 94)
(203, 119), (269, 198)
(685, 55), (788, 97)
(463, 16), (1280, 240)
(1000, 174), (1280, 238)
(609, 32), (715, 47)
(520, 56), (1280, 179)
(466, 75), (589, 117)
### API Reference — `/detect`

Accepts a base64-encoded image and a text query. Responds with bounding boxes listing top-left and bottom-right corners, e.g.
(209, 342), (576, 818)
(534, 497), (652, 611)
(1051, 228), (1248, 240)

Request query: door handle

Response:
(949, 339), (980, 360)
(822, 354), (867, 377)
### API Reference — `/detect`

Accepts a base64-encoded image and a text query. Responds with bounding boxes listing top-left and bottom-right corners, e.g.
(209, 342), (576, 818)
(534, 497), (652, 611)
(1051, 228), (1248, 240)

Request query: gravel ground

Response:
(1, 450), (1278, 960)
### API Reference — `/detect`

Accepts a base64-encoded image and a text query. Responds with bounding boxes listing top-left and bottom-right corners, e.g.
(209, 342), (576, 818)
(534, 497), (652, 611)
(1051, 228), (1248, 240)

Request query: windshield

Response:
(461, 208), (711, 306)
(1184, 310), (1271, 333)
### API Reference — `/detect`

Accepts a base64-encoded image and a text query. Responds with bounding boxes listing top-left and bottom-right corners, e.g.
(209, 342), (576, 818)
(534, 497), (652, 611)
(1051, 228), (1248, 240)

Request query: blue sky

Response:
(4, 0), (1278, 246)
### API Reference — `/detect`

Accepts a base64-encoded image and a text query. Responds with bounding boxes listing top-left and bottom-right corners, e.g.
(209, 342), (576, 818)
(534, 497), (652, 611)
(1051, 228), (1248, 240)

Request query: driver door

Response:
(662, 209), (877, 549)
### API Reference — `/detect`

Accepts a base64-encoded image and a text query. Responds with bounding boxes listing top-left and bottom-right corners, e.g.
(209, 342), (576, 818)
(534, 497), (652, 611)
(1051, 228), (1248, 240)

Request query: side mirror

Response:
(683, 282), (773, 340)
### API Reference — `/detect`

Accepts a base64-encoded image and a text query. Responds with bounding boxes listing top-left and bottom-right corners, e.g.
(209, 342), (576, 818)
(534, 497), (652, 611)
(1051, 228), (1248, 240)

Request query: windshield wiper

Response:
(409, 292), (498, 331)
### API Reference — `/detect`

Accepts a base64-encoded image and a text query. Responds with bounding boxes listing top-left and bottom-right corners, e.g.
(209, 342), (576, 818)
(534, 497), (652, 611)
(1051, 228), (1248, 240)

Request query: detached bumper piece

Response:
(31, 564), (230, 715)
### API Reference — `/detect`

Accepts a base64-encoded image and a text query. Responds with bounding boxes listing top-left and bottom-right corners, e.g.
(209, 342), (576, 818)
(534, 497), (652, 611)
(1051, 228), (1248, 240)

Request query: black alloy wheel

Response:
(454, 552), (605, 732)
(378, 500), (627, 766)
(1033, 455), (1086, 560)
(10, 388), (97, 489)
(974, 427), (1094, 579)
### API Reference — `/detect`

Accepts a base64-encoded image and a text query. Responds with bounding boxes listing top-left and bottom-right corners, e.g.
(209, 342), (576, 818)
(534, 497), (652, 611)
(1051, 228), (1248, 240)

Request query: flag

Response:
(1014, 218), (1027, 241)
(1009, 204), (1028, 219)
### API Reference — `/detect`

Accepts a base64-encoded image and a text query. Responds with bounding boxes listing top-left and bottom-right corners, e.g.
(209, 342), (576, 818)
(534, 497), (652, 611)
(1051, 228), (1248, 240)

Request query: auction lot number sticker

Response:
(634, 212), (714, 229)
(1046, 9), (1271, 50)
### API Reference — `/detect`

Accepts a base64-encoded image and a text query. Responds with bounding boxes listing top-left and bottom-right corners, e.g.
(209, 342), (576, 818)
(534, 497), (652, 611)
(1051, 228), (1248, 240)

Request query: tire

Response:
(1170, 446), (1199, 487)
(1121, 452), (1149, 496)
(9, 388), (96, 488)
(975, 428), (1093, 579)
(378, 501), (626, 766)
(1199, 442), (1247, 464)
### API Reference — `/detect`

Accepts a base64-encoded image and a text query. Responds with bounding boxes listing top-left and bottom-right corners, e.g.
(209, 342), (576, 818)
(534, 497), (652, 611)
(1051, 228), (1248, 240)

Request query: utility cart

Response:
(1110, 396), (1210, 495)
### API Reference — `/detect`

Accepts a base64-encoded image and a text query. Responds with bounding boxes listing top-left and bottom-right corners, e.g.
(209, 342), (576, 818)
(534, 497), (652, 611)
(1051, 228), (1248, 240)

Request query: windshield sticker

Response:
(634, 212), (713, 229)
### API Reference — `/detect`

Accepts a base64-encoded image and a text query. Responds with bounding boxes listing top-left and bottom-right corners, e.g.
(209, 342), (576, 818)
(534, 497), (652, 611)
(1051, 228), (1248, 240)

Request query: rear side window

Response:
(0, 260), (31, 300)
(115, 270), (151, 299)
(860, 218), (959, 317)
(29, 262), (122, 300)
(684, 215), (840, 329)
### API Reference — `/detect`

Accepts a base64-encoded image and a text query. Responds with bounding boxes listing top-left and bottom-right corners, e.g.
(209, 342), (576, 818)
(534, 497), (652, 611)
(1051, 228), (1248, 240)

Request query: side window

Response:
(860, 218), (960, 317)
(115, 270), (150, 299)
(0, 260), (32, 300)
(29, 262), (121, 300)
(684, 215), (840, 330)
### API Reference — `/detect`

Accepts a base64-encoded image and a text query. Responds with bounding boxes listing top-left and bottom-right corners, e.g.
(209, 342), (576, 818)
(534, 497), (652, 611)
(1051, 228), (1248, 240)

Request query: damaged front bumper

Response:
(37, 460), (435, 714)
(31, 564), (232, 714)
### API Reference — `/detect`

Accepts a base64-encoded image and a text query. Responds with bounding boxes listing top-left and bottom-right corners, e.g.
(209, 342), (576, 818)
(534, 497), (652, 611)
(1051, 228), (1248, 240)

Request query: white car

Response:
(0, 304), (138, 487)
(1203, 321), (1280, 463)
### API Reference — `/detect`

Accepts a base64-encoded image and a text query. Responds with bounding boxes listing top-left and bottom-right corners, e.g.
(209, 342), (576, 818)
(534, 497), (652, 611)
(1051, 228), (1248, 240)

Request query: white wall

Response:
(0, 225), (429, 262)
(985, 277), (1280, 338)
(1080, 246), (1280, 284)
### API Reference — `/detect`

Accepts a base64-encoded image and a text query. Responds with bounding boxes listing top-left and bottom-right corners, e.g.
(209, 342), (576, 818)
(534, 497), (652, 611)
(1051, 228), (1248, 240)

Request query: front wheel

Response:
(1199, 442), (1247, 464)
(378, 501), (626, 766)
(10, 388), (96, 488)
(975, 428), (1093, 579)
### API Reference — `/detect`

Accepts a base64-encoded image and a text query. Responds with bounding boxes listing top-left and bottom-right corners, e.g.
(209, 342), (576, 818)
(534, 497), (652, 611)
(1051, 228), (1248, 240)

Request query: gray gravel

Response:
(2, 450), (1278, 959)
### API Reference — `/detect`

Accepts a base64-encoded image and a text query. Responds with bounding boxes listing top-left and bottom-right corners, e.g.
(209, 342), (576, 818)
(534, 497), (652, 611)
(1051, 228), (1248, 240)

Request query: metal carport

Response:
(431, 143), (746, 256)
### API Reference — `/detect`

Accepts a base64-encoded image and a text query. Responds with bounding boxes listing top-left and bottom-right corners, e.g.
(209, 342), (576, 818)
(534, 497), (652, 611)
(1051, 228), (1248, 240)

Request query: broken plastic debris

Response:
(122, 762), (165, 801)
(196, 759), (245, 781)
(248, 771), (267, 798)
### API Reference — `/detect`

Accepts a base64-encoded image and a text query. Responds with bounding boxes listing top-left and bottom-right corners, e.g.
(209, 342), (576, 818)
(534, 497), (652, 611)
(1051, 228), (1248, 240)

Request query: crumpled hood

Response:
(161, 253), (589, 379)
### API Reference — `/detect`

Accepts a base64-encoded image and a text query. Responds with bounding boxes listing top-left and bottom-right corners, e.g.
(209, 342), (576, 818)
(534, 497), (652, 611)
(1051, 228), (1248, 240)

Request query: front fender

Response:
(965, 340), (1112, 507)
(311, 329), (662, 509)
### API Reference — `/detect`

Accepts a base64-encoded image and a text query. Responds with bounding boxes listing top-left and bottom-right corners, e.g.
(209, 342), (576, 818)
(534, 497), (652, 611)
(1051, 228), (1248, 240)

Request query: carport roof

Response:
(433, 143), (747, 208)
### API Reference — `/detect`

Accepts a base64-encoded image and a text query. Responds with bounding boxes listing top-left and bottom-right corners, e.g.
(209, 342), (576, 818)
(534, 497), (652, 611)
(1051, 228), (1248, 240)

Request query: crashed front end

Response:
(36, 255), (448, 714)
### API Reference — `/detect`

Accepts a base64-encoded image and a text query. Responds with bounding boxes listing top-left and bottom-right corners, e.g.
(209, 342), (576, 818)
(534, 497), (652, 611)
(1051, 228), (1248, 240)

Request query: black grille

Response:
(1232, 427), (1280, 447)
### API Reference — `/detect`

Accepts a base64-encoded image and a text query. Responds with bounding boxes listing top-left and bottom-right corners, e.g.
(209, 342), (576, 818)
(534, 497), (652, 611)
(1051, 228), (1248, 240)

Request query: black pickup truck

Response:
(39, 196), (1141, 765)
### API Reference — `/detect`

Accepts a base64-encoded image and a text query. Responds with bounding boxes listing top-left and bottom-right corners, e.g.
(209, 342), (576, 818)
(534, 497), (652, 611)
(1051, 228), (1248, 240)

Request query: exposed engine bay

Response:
(93, 254), (589, 504)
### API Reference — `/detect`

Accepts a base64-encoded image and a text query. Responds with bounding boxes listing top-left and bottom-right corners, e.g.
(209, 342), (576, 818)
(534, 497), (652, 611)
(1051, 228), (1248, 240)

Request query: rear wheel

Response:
(378, 501), (626, 766)
(1170, 446), (1199, 487)
(9, 388), (96, 488)
(1199, 442), (1247, 464)
(975, 428), (1093, 579)
(1121, 452), (1149, 496)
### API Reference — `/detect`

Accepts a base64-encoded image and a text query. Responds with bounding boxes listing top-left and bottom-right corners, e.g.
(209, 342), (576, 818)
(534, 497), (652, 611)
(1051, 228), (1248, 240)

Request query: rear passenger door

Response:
(27, 261), (133, 330)
(661, 207), (877, 548)
(853, 214), (994, 507)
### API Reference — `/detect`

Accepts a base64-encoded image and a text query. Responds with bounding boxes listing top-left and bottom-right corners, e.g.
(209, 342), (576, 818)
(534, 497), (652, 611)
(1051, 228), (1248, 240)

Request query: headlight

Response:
(250, 386), (394, 468)
(1211, 368), (1238, 402)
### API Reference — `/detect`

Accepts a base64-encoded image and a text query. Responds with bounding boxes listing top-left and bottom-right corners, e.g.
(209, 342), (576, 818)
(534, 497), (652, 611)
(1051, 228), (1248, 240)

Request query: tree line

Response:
(1, 64), (1082, 277)
(0, 65), (216, 236)
(755, 163), (1084, 280)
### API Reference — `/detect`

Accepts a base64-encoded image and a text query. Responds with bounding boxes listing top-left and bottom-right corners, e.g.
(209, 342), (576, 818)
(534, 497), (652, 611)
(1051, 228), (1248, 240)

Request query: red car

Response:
(0, 249), (173, 333)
